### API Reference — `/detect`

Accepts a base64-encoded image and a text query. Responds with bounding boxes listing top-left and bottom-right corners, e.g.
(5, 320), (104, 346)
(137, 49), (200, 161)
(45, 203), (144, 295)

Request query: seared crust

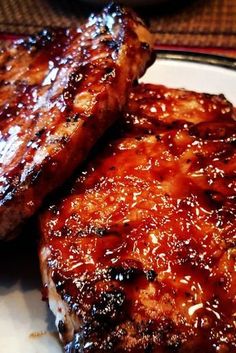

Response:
(0, 3), (153, 239)
(40, 84), (236, 353)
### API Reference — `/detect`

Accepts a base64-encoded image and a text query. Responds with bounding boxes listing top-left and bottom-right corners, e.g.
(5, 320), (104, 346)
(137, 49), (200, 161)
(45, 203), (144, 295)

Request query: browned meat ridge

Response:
(40, 84), (236, 353)
(0, 3), (153, 239)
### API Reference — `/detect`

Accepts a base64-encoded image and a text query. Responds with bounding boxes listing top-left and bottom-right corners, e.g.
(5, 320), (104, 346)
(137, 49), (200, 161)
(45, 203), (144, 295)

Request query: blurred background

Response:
(0, 0), (235, 58)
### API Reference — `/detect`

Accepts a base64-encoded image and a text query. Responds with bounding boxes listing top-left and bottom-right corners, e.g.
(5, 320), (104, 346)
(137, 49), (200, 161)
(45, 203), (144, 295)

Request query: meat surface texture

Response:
(39, 84), (236, 353)
(0, 3), (153, 239)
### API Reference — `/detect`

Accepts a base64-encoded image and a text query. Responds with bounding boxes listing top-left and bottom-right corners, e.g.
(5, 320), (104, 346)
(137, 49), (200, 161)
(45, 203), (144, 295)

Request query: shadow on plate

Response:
(0, 218), (40, 292)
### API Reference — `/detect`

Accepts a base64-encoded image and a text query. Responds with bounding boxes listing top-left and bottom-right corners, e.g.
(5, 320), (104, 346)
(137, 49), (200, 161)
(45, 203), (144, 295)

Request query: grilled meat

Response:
(39, 84), (236, 353)
(0, 3), (153, 239)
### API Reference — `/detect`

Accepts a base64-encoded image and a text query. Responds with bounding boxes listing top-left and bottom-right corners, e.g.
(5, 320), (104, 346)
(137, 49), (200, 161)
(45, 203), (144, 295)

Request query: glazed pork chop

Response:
(39, 84), (236, 353)
(0, 3), (153, 239)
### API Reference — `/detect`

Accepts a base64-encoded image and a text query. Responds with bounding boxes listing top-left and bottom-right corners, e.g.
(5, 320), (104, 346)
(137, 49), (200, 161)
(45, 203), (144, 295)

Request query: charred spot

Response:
(35, 128), (46, 137)
(105, 66), (115, 75)
(157, 319), (175, 338)
(106, 2), (124, 17)
(0, 79), (11, 89)
(79, 321), (120, 353)
(0, 105), (18, 121)
(108, 266), (143, 282)
(189, 121), (236, 140)
(217, 277), (226, 287)
(29, 169), (42, 185)
(64, 332), (85, 353)
(61, 135), (70, 144)
(101, 67), (116, 83)
(142, 320), (157, 334)
(78, 226), (121, 238)
(48, 204), (60, 215)
(170, 120), (189, 130)
(77, 227), (100, 237)
(146, 270), (157, 282)
(109, 166), (116, 171)
(143, 128), (153, 135)
(0, 64), (7, 72)
(61, 225), (73, 237)
(14, 79), (29, 88)
(89, 226), (107, 237)
(100, 25), (110, 35)
(102, 39), (119, 51)
(66, 114), (80, 123)
(117, 328), (127, 338)
(166, 334), (182, 352)
(101, 339), (115, 351)
(91, 290), (125, 322)
(225, 237), (236, 250)
(144, 343), (154, 353)
(205, 189), (224, 207)
(133, 78), (139, 87)
(52, 272), (65, 291)
(141, 42), (150, 51)
(23, 29), (54, 50)
(26, 140), (36, 149)
(58, 320), (67, 335)
(194, 152), (204, 163)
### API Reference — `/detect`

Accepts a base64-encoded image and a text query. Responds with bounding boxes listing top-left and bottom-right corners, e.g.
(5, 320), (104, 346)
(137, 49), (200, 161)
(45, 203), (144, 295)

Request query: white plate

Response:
(142, 52), (236, 105)
(0, 54), (235, 353)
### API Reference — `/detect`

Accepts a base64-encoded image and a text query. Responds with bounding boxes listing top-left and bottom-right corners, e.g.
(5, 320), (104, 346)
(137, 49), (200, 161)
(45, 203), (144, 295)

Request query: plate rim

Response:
(155, 50), (236, 70)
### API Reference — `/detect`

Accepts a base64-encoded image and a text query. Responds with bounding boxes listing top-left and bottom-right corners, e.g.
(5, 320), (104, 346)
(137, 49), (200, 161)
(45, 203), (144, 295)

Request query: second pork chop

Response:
(40, 84), (236, 353)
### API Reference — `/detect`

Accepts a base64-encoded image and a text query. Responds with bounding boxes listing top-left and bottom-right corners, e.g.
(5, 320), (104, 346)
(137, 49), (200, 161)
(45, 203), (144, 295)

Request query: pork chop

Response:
(0, 3), (153, 239)
(39, 84), (236, 353)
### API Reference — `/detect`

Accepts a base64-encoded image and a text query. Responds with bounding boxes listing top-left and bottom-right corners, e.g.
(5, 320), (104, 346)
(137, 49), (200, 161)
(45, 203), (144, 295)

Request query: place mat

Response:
(149, 0), (236, 48)
(0, 0), (236, 50)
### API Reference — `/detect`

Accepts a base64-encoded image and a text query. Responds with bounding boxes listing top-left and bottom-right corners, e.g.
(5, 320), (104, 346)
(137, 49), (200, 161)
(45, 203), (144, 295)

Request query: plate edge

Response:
(155, 50), (236, 70)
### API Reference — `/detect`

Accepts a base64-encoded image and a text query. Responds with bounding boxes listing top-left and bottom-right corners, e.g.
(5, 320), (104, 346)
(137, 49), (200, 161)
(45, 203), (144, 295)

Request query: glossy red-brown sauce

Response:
(0, 3), (153, 238)
(41, 84), (236, 353)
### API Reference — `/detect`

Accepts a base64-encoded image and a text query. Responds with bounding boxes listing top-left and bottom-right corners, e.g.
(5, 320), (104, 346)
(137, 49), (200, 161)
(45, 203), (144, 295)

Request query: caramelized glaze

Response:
(0, 3), (153, 239)
(40, 84), (236, 353)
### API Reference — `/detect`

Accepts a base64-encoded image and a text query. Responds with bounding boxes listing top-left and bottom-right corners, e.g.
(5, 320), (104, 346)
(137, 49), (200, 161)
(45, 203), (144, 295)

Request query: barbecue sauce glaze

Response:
(41, 84), (236, 353)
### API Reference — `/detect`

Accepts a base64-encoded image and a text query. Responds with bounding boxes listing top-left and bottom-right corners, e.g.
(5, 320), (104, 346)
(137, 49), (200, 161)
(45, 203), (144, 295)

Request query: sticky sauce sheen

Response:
(41, 85), (236, 352)
(0, 3), (153, 238)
